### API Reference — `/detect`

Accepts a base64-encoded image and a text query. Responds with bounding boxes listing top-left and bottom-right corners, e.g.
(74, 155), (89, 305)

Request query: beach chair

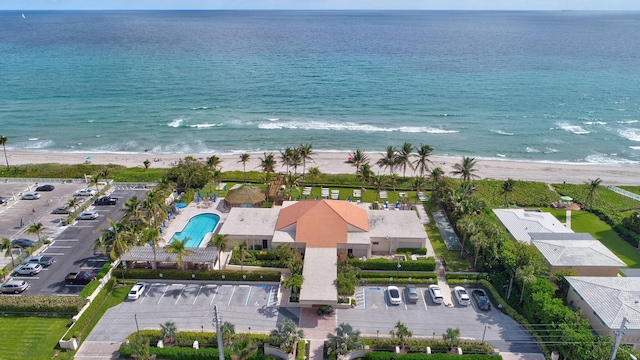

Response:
(379, 191), (388, 199)
(331, 190), (340, 200)
(321, 188), (330, 197)
(353, 189), (361, 198)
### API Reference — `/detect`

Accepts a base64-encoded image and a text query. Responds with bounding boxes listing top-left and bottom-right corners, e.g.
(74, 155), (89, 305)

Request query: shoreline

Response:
(6, 150), (640, 185)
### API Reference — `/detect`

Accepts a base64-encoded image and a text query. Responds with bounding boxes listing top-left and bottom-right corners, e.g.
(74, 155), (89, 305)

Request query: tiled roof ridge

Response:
(324, 201), (368, 231)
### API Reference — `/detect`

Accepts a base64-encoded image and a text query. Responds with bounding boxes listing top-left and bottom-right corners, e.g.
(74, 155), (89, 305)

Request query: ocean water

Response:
(1, 10), (640, 164)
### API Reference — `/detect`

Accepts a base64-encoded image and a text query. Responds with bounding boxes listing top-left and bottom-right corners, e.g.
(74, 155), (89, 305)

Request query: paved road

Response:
(9, 189), (147, 295)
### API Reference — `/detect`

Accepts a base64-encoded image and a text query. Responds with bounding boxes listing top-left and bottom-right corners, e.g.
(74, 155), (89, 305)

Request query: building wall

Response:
(337, 244), (369, 259)
(567, 286), (613, 337)
(370, 236), (425, 254)
(551, 265), (620, 277)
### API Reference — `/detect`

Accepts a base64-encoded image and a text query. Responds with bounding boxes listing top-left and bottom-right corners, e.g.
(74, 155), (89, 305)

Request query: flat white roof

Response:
(532, 239), (626, 267)
(300, 247), (337, 303)
(219, 208), (279, 238)
(368, 210), (427, 240)
(493, 209), (572, 244)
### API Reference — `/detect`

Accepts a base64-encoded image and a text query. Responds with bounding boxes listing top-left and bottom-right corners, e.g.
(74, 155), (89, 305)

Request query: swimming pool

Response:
(171, 213), (220, 248)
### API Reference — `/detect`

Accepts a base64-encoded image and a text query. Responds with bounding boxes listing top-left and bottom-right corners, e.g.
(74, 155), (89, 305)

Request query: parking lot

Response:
(87, 282), (291, 343)
(339, 286), (540, 354)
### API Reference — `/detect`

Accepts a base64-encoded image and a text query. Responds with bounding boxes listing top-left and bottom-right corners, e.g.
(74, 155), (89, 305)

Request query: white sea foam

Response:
(617, 119), (638, 124)
(556, 122), (590, 135)
(583, 121), (607, 125)
(189, 123), (220, 129)
(88, 119), (95, 123)
(266, 118), (280, 121)
(22, 139), (53, 149)
(96, 135), (101, 138)
(526, 147), (540, 153)
(28, 138), (38, 141)
(585, 153), (638, 164)
(544, 148), (559, 154)
(629, 146), (640, 150)
(167, 118), (184, 128)
(496, 153), (506, 158)
(257, 120), (458, 134)
(618, 128), (640, 142)
(191, 106), (209, 110)
(491, 129), (514, 136)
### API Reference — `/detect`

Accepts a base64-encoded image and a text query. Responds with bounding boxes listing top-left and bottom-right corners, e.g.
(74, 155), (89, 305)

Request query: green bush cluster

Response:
(348, 257), (436, 271)
(0, 163), (123, 179)
(445, 273), (488, 281)
(369, 338), (493, 355)
(296, 340), (306, 360)
(0, 294), (86, 314)
(79, 280), (101, 298)
(125, 330), (269, 345)
(121, 268), (281, 282)
(364, 353), (501, 360)
(96, 260), (113, 279)
(64, 278), (116, 340)
(119, 344), (232, 360)
(360, 272), (436, 280)
(396, 248), (428, 255)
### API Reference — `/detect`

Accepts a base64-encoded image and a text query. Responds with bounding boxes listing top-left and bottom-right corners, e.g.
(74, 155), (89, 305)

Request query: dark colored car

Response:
(472, 289), (492, 311)
(23, 255), (54, 267)
(35, 184), (55, 191)
(11, 238), (36, 248)
(94, 196), (118, 205)
(52, 206), (71, 214)
(0, 196), (8, 204)
(405, 284), (419, 303)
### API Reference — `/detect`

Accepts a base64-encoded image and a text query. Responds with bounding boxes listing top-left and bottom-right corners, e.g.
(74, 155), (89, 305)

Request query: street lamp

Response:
(396, 260), (401, 277)
(377, 330), (379, 338)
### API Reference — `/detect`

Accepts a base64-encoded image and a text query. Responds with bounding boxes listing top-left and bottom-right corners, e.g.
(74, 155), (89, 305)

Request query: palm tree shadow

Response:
(257, 305), (279, 318)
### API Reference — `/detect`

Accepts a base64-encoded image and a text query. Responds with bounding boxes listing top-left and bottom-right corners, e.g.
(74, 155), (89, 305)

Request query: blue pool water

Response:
(171, 213), (220, 248)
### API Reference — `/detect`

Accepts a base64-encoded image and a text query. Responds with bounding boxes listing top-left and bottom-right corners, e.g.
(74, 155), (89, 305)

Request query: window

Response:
(372, 242), (379, 245)
(572, 288), (584, 301)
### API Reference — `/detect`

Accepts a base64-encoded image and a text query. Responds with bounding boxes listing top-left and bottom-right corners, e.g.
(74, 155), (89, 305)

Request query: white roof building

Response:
(493, 209), (572, 244)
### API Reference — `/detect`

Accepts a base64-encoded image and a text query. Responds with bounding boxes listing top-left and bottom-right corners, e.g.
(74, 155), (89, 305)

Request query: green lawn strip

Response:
(0, 317), (71, 360)
(569, 211), (640, 268)
(422, 201), (471, 272)
(81, 285), (132, 343)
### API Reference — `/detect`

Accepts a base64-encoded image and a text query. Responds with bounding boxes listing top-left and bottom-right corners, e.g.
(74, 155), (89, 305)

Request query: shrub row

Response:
(369, 339), (493, 355)
(365, 353), (500, 360)
(79, 280), (101, 298)
(121, 268), (281, 282)
(360, 272), (437, 280)
(125, 330), (269, 346)
(349, 257), (436, 271)
(396, 248), (428, 255)
(296, 340), (306, 360)
(445, 273), (488, 281)
(119, 344), (232, 360)
(360, 278), (437, 286)
(0, 294), (86, 314)
(64, 278), (116, 340)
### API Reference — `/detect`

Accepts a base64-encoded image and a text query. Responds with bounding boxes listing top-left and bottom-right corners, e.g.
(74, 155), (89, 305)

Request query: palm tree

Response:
(94, 219), (132, 261)
(285, 173), (301, 193)
(357, 162), (373, 190)
(298, 143), (314, 180)
(377, 146), (397, 176)
(89, 177), (100, 192)
(430, 167), (445, 192)
(413, 144), (434, 178)
(279, 147), (294, 174)
(67, 198), (79, 214)
(370, 175), (387, 202)
(160, 321), (177, 344)
(0, 135), (9, 174)
(238, 153), (250, 184)
(26, 222), (44, 242)
(141, 228), (161, 269)
(451, 156), (480, 182)
(1, 237), (16, 268)
(456, 216), (477, 257)
(124, 196), (144, 224)
(166, 237), (194, 270)
(269, 318), (304, 354)
(282, 273), (304, 294)
(234, 241), (248, 271)
(258, 152), (277, 177)
(209, 234), (229, 270)
(396, 142), (414, 178)
(231, 335), (258, 360)
(289, 148), (302, 175)
(586, 177), (602, 211)
(389, 321), (412, 349)
(470, 232), (490, 269)
(306, 167), (321, 186)
(501, 178), (515, 207)
(221, 321), (235, 347)
(443, 327), (461, 351)
(213, 169), (223, 197)
(326, 323), (364, 357)
(388, 173), (398, 193)
(517, 264), (537, 303)
(349, 149), (369, 177)
(411, 177), (426, 203)
(206, 155), (222, 170)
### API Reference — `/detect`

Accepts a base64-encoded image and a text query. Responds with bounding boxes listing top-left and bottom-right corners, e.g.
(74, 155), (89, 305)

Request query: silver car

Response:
(0, 280), (28, 294)
(13, 263), (43, 276)
(77, 211), (99, 220)
(21, 192), (41, 200)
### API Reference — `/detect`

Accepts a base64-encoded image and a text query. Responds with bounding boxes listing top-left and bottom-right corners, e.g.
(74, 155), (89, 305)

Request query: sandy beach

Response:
(6, 150), (640, 185)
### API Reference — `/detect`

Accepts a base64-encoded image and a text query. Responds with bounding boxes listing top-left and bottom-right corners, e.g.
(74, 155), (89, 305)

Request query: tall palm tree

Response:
(411, 177), (426, 203)
(517, 264), (537, 303)
(388, 173), (398, 193)
(470, 232), (490, 269)
(396, 142), (415, 178)
(220, 321), (235, 347)
(124, 196), (145, 231)
(160, 321), (177, 344)
(206, 155), (222, 170)
(357, 163), (373, 189)
(166, 237), (194, 270)
(67, 198), (79, 214)
(269, 318), (304, 354)
(413, 144), (434, 178)
(279, 147), (294, 174)
(209, 233), (229, 270)
(1, 237), (16, 268)
(285, 173), (301, 192)
(289, 148), (302, 175)
(443, 327), (461, 350)
(430, 167), (445, 202)
(369, 175), (387, 202)
(389, 321), (412, 349)
(141, 228), (161, 268)
(27, 222), (44, 242)
(451, 156), (480, 182)
(456, 216), (477, 257)
(306, 167), (321, 186)
(377, 146), (397, 176)
(94, 218), (132, 261)
(586, 177), (602, 211)
(501, 178), (515, 207)
(238, 153), (250, 184)
(298, 143), (314, 180)
(0, 135), (9, 174)
(258, 152), (277, 180)
(326, 323), (364, 357)
(234, 241), (248, 271)
(349, 149), (369, 177)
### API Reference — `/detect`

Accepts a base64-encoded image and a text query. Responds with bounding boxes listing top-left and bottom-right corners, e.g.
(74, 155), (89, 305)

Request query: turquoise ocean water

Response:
(1, 10), (640, 164)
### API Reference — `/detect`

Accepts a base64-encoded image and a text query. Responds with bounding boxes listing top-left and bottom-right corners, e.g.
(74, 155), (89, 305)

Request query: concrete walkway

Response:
(74, 341), (120, 360)
(298, 307), (336, 359)
(609, 185), (640, 201)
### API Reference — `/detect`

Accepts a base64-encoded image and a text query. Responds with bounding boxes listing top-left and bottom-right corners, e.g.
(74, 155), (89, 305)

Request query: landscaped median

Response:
(120, 268), (281, 281)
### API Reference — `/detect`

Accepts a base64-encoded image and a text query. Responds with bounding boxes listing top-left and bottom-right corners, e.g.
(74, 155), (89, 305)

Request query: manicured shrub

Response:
(63, 278), (117, 340)
(359, 272), (436, 280)
(79, 280), (101, 298)
(349, 257), (436, 271)
(396, 248), (428, 255)
(0, 295), (86, 314)
(369, 338), (493, 355)
(364, 353), (501, 359)
(121, 268), (281, 282)
(296, 340), (306, 360)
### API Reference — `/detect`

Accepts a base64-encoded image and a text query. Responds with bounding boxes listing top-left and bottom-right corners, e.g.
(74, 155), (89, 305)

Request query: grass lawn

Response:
(422, 200), (471, 272)
(0, 317), (71, 360)
(569, 210), (640, 268)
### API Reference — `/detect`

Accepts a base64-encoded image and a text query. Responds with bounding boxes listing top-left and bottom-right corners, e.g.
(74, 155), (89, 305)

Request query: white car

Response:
(128, 282), (148, 300)
(75, 189), (96, 196)
(13, 263), (43, 276)
(77, 211), (99, 220)
(387, 285), (402, 305)
(428, 284), (444, 304)
(453, 286), (471, 306)
(21, 192), (41, 200)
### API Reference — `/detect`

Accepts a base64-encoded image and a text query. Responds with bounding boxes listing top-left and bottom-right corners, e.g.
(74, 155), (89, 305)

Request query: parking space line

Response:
(157, 284), (171, 304)
(42, 253), (65, 256)
(245, 286), (252, 307)
(384, 291), (388, 309)
(52, 239), (80, 242)
(227, 286), (236, 306)
(48, 245), (72, 248)
(209, 285), (219, 306)
(193, 285), (203, 305)
(175, 286), (186, 305)
(421, 289), (428, 311)
(266, 286), (273, 307)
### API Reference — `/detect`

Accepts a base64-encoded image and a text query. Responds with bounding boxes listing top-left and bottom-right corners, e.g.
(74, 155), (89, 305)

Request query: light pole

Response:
(134, 314), (140, 335)
(377, 330), (379, 338)
(396, 260), (401, 278)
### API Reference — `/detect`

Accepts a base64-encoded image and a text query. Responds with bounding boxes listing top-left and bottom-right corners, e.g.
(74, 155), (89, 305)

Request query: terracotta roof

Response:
(275, 200), (369, 248)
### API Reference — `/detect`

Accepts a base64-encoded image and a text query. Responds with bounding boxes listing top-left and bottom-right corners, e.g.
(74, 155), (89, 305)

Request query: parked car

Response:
(405, 284), (419, 302)
(0, 280), (28, 294)
(65, 271), (96, 285)
(77, 211), (99, 220)
(74, 189), (95, 197)
(128, 282), (148, 300)
(472, 289), (492, 311)
(13, 263), (43, 276)
(52, 206), (71, 214)
(23, 255), (54, 267)
(21, 192), (41, 200)
(428, 284), (444, 304)
(35, 184), (55, 191)
(0, 196), (8, 204)
(387, 285), (402, 305)
(11, 238), (36, 248)
(94, 196), (118, 205)
(454, 286), (471, 306)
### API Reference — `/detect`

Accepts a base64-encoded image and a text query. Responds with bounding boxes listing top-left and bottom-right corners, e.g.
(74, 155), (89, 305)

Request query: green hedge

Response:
(445, 273), (488, 281)
(64, 278), (116, 340)
(0, 295), (86, 314)
(369, 338), (493, 355)
(360, 272), (437, 280)
(79, 280), (101, 298)
(121, 268), (281, 282)
(349, 258), (436, 271)
(359, 278), (438, 286)
(296, 340), (306, 360)
(396, 248), (428, 255)
(125, 330), (270, 346)
(364, 352), (500, 359)
(119, 344), (232, 360)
